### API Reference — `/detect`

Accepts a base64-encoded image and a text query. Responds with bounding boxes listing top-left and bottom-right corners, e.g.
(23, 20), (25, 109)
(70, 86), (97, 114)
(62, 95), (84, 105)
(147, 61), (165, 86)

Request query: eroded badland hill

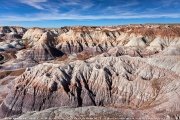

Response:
(0, 24), (180, 119)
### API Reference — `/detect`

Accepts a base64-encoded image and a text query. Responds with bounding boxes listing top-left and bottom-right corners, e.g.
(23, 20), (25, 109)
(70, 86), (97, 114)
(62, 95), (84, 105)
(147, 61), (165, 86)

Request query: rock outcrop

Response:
(21, 25), (180, 56)
(0, 26), (26, 52)
(20, 31), (64, 61)
(0, 40), (25, 51)
(0, 54), (180, 118)
(4, 106), (160, 120)
(0, 24), (180, 119)
(0, 26), (26, 41)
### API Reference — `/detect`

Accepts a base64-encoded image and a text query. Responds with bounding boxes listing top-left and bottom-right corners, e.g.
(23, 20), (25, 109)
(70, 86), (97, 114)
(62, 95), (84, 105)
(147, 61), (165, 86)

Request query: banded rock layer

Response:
(0, 26), (26, 41)
(19, 25), (180, 61)
(0, 25), (180, 119)
(1, 54), (180, 119)
(19, 32), (64, 61)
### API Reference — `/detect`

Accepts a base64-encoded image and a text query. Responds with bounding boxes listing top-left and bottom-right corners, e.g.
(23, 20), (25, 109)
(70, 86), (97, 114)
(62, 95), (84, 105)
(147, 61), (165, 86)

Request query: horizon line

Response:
(1, 23), (180, 29)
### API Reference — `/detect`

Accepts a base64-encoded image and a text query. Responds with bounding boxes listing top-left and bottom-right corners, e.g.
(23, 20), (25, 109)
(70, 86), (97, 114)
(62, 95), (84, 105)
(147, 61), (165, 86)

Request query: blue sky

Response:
(0, 0), (180, 27)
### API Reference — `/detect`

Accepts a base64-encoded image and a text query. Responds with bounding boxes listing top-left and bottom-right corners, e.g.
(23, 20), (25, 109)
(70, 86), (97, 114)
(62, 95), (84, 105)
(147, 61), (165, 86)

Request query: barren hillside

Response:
(0, 24), (180, 119)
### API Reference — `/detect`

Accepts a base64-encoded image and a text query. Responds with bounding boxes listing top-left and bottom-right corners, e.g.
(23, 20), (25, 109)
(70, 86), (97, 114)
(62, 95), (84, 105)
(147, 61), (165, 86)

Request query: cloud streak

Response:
(160, 0), (180, 7)
(19, 0), (47, 10)
(0, 0), (180, 24)
(1, 12), (180, 21)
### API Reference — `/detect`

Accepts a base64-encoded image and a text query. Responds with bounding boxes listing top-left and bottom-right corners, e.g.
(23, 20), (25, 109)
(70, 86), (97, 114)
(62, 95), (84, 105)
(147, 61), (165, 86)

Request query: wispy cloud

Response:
(19, 0), (47, 10)
(0, 0), (180, 23)
(120, 1), (139, 7)
(60, 0), (94, 10)
(1, 12), (180, 21)
(60, 0), (82, 6)
(160, 0), (180, 7)
(18, 0), (94, 12)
